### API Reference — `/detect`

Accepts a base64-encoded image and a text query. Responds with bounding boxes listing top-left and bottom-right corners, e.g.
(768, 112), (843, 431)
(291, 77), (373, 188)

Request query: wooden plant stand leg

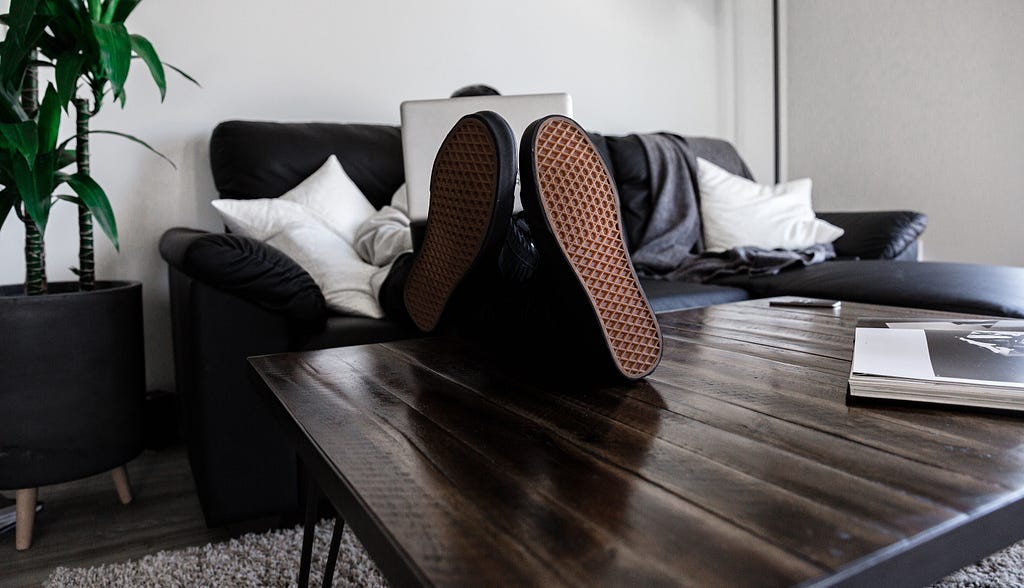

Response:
(15, 488), (38, 551)
(111, 465), (132, 505)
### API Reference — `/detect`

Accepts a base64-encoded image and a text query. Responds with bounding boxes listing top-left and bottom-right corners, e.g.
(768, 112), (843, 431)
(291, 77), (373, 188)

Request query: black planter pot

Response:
(0, 281), (146, 490)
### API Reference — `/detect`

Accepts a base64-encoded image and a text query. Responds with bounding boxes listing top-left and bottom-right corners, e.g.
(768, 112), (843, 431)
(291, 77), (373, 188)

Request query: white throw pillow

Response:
(211, 156), (386, 318)
(696, 157), (844, 252)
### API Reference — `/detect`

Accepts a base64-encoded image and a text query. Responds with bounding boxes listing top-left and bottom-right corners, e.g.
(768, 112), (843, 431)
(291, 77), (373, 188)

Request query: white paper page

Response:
(884, 320), (1024, 331)
(852, 328), (935, 379)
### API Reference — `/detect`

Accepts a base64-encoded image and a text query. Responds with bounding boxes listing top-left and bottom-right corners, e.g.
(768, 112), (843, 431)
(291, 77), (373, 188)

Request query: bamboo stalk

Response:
(21, 50), (46, 296)
(75, 98), (95, 291)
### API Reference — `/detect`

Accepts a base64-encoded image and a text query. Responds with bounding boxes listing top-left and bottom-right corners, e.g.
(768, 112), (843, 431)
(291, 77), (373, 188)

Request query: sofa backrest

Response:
(209, 121), (754, 249)
(210, 121), (404, 210)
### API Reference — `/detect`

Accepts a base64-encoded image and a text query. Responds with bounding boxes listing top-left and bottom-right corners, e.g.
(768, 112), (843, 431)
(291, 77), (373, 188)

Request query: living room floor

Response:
(0, 446), (240, 587)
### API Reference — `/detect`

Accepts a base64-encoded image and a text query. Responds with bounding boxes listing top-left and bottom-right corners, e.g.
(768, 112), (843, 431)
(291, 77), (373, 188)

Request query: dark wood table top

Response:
(250, 299), (1024, 587)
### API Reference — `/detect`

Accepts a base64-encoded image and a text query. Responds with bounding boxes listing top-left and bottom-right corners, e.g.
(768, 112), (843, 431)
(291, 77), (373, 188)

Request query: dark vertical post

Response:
(773, 0), (781, 184)
(298, 469), (319, 588)
(322, 518), (345, 588)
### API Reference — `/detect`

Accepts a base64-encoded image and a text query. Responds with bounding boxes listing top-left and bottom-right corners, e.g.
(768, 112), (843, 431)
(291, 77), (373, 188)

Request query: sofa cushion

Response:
(210, 121), (404, 209)
(211, 155), (388, 319)
(159, 228), (327, 330)
(697, 158), (844, 252)
(713, 260), (1024, 318)
(639, 278), (750, 313)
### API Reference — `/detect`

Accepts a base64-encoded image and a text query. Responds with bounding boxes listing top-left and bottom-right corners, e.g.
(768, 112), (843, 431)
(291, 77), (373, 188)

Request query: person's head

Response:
(450, 84), (501, 98)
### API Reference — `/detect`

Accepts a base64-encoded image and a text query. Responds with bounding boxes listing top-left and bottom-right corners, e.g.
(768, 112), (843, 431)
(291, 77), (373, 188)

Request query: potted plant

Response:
(0, 0), (194, 550)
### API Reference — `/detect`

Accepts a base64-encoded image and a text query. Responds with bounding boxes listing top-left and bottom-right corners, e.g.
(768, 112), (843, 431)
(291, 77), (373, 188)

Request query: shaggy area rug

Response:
(44, 520), (1023, 587)
(45, 519), (384, 588)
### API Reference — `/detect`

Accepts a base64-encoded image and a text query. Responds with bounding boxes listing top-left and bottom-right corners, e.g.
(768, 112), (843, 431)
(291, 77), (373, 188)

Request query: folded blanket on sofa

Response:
(631, 133), (833, 282)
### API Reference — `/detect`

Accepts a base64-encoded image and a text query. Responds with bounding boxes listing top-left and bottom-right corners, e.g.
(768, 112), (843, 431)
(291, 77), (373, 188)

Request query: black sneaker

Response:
(403, 111), (517, 332)
(519, 115), (663, 379)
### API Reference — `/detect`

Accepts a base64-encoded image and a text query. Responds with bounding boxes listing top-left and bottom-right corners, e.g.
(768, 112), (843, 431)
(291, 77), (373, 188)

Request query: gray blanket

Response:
(630, 133), (834, 282)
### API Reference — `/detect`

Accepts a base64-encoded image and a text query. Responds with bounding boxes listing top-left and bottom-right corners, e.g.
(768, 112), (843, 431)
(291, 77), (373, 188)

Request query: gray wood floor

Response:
(1, 446), (237, 587)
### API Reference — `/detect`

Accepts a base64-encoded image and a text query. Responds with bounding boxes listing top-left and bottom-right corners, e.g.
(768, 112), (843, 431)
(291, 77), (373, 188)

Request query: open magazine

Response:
(848, 318), (1024, 411)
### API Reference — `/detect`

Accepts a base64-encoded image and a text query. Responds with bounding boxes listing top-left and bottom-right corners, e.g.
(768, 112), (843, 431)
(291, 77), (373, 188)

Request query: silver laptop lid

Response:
(400, 93), (573, 220)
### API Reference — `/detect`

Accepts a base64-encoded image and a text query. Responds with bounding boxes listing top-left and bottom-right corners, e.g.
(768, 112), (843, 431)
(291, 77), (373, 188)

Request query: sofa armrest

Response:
(166, 267), (299, 525)
(816, 211), (927, 260)
(159, 228), (327, 330)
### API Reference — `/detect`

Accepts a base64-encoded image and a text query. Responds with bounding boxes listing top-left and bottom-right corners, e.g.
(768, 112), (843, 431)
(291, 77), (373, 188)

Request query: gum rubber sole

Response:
(403, 117), (502, 332)
(529, 117), (663, 378)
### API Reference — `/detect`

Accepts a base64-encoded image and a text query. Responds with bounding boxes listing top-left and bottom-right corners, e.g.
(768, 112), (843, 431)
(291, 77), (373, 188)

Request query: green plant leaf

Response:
(129, 34), (165, 100)
(37, 83), (62, 153)
(0, 121), (39, 164)
(0, 11), (51, 93)
(0, 188), (17, 231)
(163, 61), (200, 87)
(100, 0), (120, 23)
(56, 148), (77, 169)
(8, 0), (42, 42)
(92, 21), (131, 100)
(61, 0), (85, 14)
(88, 0), (101, 20)
(35, 6), (80, 58)
(89, 129), (176, 168)
(0, 84), (29, 123)
(111, 0), (140, 23)
(13, 154), (48, 232)
(66, 172), (118, 250)
(56, 193), (84, 206)
(34, 150), (55, 195)
(55, 52), (86, 109)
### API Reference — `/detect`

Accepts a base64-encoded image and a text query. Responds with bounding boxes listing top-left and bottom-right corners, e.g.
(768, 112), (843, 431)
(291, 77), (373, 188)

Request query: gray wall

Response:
(785, 0), (1024, 265)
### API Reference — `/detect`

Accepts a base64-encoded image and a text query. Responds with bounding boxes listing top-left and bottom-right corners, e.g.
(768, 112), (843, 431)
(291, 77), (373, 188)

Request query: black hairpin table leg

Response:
(322, 518), (345, 587)
(297, 472), (320, 588)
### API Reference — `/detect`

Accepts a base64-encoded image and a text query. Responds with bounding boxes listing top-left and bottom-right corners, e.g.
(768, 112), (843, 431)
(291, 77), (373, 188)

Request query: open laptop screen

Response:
(400, 93), (573, 220)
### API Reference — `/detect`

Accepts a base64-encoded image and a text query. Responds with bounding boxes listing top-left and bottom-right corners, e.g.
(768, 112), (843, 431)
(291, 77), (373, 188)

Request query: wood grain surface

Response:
(250, 299), (1024, 587)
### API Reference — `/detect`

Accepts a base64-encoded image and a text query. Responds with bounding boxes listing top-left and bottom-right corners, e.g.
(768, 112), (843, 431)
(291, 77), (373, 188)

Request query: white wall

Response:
(785, 0), (1024, 266)
(1, 0), (760, 392)
(722, 0), (776, 184)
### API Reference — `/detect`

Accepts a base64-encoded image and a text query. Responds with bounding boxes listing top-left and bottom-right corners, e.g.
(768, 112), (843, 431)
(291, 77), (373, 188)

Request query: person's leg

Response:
(519, 115), (663, 380)
(401, 111), (517, 332)
(378, 251), (415, 325)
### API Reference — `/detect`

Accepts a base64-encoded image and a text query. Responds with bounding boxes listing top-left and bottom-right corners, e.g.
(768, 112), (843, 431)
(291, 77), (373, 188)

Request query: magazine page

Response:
(853, 327), (1024, 387)
(852, 328), (935, 380)
(856, 317), (1024, 331)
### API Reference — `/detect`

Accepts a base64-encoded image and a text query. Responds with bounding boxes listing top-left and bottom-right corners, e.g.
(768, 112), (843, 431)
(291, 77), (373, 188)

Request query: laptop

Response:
(400, 93), (573, 220)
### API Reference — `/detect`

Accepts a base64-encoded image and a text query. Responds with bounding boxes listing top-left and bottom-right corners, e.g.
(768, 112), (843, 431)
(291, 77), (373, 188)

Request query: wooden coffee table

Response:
(250, 299), (1024, 587)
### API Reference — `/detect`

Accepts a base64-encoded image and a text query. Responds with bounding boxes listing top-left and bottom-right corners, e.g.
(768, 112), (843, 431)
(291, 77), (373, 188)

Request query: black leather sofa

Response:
(160, 120), (1024, 527)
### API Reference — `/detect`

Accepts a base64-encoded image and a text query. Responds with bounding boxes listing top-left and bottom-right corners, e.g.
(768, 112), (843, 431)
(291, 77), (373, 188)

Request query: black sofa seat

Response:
(293, 316), (416, 351)
(639, 279), (750, 313)
(714, 260), (1024, 318)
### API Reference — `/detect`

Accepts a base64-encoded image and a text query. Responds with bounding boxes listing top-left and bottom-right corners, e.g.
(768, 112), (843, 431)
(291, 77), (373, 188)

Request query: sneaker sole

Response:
(524, 116), (663, 379)
(403, 114), (514, 332)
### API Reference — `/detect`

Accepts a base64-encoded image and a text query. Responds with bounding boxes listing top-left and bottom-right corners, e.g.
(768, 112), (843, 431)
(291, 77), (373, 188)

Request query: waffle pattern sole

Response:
(403, 118), (499, 332)
(532, 118), (663, 378)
